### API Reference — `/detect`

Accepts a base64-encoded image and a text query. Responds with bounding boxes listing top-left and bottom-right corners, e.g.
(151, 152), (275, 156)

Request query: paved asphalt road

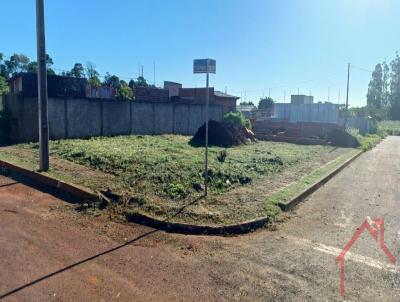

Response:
(1, 137), (399, 301)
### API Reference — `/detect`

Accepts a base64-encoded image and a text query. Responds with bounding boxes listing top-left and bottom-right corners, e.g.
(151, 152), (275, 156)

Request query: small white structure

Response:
(274, 102), (340, 124)
(291, 94), (314, 105)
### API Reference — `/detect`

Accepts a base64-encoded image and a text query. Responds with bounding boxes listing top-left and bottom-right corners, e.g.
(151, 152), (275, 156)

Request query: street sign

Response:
(193, 59), (216, 74)
(193, 58), (216, 198)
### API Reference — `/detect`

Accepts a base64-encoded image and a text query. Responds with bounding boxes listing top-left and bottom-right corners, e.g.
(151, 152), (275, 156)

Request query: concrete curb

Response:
(125, 212), (269, 235)
(277, 150), (364, 211)
(0, 160), (96, 200)
(0, 150), (363, 235)
(0, 159), (269, 235)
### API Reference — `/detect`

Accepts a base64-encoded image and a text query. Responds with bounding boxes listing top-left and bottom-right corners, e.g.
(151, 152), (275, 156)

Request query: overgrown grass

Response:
(357, 134), (383, 151)
(377, 120), (400, 136)
(265, 149), (359, 218)
(345, 127), (383, 151)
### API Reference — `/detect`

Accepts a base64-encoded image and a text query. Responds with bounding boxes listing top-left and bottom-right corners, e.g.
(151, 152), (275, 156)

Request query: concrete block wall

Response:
(154, 103), (173, 134)
(7, 96), (223, 143)
(103, 100), (130, 136)
(131, 102), (155, 135)
(67, 98), (102, 138)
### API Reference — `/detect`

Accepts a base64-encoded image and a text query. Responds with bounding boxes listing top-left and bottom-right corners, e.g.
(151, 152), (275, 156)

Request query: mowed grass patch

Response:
(0, 135), (357, 225)
(47, 135), (333, 197)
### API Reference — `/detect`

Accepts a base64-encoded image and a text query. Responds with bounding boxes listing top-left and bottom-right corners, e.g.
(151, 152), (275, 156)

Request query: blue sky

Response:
(2, 0), (399, 107)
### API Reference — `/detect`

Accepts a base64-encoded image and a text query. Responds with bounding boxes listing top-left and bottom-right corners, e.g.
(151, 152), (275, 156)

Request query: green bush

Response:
(357, 134), (382, 151)
(223, 112), (252, 129)
(217, 150), (227, 162)
(377, 120), (400, 136)
(165, 182), (188, 199)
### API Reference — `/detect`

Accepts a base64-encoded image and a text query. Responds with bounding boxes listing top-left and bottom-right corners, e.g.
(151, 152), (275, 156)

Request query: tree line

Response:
(366, 52), (400, 120)
(0, 52), (152, 100)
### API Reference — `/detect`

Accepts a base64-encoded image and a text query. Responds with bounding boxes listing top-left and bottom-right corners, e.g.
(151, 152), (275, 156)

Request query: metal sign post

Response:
(36, 0), (49, 171)
(194, 59), (216, 198)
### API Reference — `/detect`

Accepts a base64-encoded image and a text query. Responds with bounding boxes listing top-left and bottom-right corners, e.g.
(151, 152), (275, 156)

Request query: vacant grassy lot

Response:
(0, 135), (358, 225)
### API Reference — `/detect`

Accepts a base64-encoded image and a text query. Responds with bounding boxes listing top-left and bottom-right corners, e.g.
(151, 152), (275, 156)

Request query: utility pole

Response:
(268, 88), (271, 98)
(345, 63), (350, 127)
(153, 62), (156, 86)
(328, 87), (330, 102)
(36, 0), (49, 171)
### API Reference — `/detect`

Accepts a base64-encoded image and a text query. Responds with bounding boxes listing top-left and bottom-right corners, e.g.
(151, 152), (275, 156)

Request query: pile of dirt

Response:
(190, 120), (257, 147)
(327, 128), (360, 148)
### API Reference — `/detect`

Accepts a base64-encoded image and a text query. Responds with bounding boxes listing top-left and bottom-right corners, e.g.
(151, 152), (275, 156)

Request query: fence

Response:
(6, 95), (224, 143)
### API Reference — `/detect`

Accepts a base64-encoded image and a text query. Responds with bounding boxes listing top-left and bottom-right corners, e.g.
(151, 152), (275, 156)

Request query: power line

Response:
(233, 71), (342, 95)
(351, 64), (373, 73)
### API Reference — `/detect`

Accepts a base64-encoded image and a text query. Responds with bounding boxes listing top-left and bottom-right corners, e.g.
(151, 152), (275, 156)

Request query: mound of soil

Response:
(190, 120), (256, 147)
(327, 128), (360, 148)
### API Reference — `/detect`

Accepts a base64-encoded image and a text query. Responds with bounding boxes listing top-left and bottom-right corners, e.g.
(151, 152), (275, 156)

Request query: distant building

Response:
(291, 94), (314, 105)
(236, 104), (257, 119)
(273, 102), (339, 124)
(164, 81), (182, 98)
(134, 86), (169, 102)
(8, 72), (88, 98)
(179, 87), (239, 114)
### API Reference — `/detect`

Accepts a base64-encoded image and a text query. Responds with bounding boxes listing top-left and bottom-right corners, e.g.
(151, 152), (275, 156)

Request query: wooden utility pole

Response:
(36, 0), (49, 171)
(345, 63), (350, 127)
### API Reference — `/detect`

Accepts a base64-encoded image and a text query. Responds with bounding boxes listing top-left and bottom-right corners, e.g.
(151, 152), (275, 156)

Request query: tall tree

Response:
(4, 53), (30, 76)
(389, 52), (400, 120)
(135, 76), (148, 87)
(69, 63), (85, 78)
(0, 53), (8, 95)
(382, 61), (390, 107)
(128, 79), (136, 89)
(258, 97), (274, 110)
(0, 75), (8, 95)
(24, 54), (55, 75)
(0, 53), (7, 78)
(367, 64), (384, 109)
(103, 73), (120, 88)
(86, 62), (101, 87)
(117, 80), (133, 100)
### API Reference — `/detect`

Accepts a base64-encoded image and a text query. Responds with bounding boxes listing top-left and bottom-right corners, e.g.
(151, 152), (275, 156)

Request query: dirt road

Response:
(1, 137), (400, 301)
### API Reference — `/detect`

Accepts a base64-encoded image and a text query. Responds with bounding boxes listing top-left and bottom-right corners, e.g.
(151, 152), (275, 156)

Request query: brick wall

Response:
(134, 87), (169, 102)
